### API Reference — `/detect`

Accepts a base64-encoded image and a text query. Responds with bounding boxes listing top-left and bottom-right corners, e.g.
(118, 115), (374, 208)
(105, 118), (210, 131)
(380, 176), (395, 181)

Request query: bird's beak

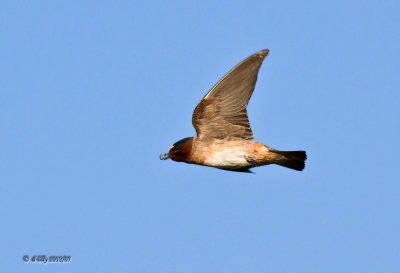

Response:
(160, 153), (170, 160)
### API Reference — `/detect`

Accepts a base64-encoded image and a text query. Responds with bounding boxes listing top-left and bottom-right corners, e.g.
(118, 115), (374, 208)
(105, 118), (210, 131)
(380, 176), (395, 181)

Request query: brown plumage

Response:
(160, 49), (307, 173)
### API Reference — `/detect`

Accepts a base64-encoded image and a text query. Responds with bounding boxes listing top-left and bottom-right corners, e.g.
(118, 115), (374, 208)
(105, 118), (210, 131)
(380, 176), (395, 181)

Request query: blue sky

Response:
(1, 0), (399, 272)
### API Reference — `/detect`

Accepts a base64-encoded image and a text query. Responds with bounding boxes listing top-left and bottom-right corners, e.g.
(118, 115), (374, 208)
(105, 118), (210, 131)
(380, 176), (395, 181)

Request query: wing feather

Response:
(192, 49), (269, 139)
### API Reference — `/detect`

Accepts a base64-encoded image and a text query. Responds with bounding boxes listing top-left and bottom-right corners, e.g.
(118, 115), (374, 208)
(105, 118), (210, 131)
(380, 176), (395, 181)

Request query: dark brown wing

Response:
(192, 49), (269, 140)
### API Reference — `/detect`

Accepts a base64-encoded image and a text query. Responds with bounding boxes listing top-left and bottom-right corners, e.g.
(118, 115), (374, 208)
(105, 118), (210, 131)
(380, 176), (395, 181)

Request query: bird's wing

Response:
(192, 49), (269, 140)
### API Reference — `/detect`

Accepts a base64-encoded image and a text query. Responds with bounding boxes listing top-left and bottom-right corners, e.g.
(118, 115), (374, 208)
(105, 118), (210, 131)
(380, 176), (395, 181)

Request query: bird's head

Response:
(160, 137), (194, 162)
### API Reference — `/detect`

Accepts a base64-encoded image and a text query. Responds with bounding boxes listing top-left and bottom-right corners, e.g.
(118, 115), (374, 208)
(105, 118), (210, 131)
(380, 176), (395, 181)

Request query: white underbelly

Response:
(203, 149), (251, 168)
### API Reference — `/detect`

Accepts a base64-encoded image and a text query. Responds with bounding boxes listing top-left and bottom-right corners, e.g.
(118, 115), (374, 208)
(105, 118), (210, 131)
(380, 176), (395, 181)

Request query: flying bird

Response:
(160, 49), (306, 172)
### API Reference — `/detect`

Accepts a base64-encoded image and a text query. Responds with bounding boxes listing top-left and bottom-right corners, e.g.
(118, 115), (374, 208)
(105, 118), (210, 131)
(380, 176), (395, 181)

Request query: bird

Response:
(160, 49), (306, 173)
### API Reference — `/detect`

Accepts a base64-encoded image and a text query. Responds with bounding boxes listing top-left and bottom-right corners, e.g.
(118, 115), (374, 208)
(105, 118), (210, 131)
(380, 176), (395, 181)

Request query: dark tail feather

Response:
(272, 150), (307, 171)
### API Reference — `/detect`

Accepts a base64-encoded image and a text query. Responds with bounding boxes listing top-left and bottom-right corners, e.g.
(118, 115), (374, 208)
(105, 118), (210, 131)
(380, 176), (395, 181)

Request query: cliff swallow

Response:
(160, 49), (306, 172)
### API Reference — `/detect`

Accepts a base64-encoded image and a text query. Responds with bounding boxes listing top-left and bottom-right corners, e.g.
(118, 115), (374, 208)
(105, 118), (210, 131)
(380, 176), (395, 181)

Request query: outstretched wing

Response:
(192, 49), (269, 140)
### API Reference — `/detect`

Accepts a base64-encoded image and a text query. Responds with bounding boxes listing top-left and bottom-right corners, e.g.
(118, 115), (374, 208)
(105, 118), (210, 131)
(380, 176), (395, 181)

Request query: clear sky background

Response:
(1, 0), (399, 272)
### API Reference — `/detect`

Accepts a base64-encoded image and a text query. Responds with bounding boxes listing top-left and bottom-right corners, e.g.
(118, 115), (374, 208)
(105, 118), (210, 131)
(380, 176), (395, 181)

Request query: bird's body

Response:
(161, 49), (307, 172)
(167, 137), (306, 172)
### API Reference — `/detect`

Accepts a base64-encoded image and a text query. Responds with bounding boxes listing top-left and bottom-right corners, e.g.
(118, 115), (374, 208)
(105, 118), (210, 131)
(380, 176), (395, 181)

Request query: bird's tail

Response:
(270, 150), (307, 171)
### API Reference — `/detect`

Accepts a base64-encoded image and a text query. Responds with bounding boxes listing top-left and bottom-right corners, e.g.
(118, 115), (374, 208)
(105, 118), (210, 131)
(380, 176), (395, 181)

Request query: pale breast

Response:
(204, 150), (250, 167)
(192, 138), (260, 168)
